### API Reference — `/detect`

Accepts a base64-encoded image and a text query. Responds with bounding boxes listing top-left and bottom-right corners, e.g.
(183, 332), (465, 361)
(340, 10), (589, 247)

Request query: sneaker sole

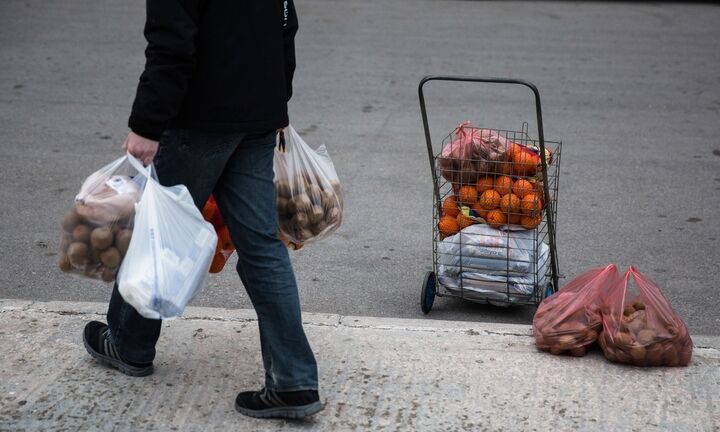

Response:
(234, 400), (324, 419)
(83, 336), (154, 377)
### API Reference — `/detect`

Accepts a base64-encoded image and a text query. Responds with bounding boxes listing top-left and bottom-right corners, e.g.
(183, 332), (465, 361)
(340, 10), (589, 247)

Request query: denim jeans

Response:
(107, 129), (319, 392)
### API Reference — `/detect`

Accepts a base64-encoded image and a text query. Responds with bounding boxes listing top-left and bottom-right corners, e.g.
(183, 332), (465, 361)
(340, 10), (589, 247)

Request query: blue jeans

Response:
(107, 129), (318, 392)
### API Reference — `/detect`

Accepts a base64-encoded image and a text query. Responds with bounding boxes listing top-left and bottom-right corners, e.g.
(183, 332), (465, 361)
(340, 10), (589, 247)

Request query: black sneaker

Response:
(82, 321), (153, 377)
(235, 388), (324, 419)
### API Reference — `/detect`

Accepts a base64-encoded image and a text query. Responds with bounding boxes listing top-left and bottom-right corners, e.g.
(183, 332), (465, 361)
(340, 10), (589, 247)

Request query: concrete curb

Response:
(2, 298), (718, 350)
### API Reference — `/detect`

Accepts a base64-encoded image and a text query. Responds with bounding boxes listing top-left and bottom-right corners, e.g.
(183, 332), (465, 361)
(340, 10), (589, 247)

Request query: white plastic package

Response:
(117, 157), (217, 319)
(437, 224), (550, 304)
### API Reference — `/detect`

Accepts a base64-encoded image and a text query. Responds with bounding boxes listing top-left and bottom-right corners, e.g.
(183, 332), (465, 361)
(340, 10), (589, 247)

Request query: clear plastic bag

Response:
(598, 267), (693, 367)
(117, 157), (217, 320)
(58, 154), (149, 282)
(274, 125), (343, 245)
(533, 265), (618, 356)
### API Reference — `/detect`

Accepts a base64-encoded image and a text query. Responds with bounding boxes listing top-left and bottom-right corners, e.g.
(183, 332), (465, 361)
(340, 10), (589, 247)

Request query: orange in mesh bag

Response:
(598, 266), (693, 367)
(533, 265), (618, 357)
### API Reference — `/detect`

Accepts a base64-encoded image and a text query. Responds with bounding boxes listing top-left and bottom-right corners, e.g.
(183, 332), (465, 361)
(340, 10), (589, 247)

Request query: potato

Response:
(623, 304), (636, 317)
(101, 266), (116, 283)
(291, 212), (309, 229)
(277, 197), (289, 215)
(585, 329), (599, 342)
(72, 224), (92, 243)
(60, 234), (73, 253)
(321, 189), (337, 212)
(100, 247), (121, 269)
(62, 210), (81, 232)
(326, 207), (341, 225)
(614, 331), (633, 348)
(115, 229), (133, 256)
(309, 205), (324, 225)
(632, 300), (646, 311)
(645, 343), (665, 365)
(615, 349), (633, 364)
(549, 346), (564, 356)
(637, 328), (657, 345)
(90, 226), (114, 251)
(311, 220), (328, 236)
(569, 346), (588, 357)
(294, 194), (312, 213)
(629, 345), (647, 365)
(276, 181), (292, 199)
(58, 254), (72, 272)
(67, 242), (89, 267)
(286, 199), (298, 215)
(307, 184), (323, 205)
(557, 335), (576, 350)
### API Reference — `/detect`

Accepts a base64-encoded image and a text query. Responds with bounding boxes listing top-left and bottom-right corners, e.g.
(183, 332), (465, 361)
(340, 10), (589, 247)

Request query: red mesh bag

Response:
(202, 194), (235, 274)
(533, 265), (618, 356)
(598, 267), (693, 367)
(438, 121), (507, 185)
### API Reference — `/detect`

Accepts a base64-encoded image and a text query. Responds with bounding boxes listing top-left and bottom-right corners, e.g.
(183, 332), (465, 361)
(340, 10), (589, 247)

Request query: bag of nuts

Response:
(57, 154), (148, 282)
(274, 126), (343, 245)
(598, 266), (693, 367)
(533, 265), (618, 356)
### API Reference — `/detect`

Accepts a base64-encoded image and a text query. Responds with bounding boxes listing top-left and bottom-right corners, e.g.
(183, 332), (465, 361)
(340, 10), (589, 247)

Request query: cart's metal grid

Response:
(418, 76), (562, 312)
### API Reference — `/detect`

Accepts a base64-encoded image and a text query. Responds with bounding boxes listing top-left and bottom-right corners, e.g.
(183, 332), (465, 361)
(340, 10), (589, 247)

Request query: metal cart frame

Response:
(418, 75), (561, 313)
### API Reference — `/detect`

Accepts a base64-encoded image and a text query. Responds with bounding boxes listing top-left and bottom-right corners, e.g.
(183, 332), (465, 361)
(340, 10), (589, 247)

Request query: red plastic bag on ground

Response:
(598, 266), (693, 367)
(202, 194), (235, 273)
(438, 121), (507, 185)
(533, 264), (618, 356)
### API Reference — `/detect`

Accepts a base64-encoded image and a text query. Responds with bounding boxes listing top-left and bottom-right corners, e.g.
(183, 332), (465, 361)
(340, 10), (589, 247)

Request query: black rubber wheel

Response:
(421, 271), (436, 314)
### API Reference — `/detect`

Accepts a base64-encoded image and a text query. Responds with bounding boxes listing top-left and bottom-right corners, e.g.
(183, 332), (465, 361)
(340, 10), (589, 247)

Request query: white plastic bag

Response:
(58, 154), (149, 282)
(274, 125), (343, 245)
(117, 157), (217, 319)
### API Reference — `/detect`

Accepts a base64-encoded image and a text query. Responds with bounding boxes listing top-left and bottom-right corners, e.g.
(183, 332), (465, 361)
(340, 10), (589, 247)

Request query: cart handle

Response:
(418, 75), (558, 294)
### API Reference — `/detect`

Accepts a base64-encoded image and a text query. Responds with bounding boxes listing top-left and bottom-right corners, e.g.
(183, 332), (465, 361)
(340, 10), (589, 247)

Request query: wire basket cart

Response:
(418, 76), (562, 313)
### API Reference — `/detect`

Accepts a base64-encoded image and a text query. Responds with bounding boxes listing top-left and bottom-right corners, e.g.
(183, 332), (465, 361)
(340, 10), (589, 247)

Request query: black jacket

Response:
(128, 0), (298, 140)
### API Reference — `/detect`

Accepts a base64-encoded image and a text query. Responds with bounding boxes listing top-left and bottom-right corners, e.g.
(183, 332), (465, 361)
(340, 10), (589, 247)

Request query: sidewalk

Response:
(1, 299), (718, 431)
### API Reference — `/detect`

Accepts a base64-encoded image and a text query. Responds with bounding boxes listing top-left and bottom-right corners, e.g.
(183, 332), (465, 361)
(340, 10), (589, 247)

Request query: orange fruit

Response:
(512, 151), (539, 177)
(456, 212), (476, 229)
(513, 179), (535, 198)
(471, 202), (488, 220)
(499, 193), (521, 213)
(520, 192), (544, 216)
(486, 210), (507, 229)
(438, 215), (460, 236)
(478, 189), (501, 210)
(476, 176), (495, 193)
(458, 185), (478, 205)
(497, 160), (513, 176)
(521, 214), (542, 230)
(507, 212), (521, 225)
(442, 196), (460, 218)
(494, 176), (513, 196)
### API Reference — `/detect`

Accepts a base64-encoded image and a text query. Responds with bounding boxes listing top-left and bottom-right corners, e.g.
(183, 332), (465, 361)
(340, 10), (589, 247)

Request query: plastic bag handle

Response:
(124, 152), (155, 180)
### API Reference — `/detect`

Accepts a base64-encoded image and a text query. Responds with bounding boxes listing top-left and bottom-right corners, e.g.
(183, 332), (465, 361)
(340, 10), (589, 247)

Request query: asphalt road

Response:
(1, 1), (719, 334)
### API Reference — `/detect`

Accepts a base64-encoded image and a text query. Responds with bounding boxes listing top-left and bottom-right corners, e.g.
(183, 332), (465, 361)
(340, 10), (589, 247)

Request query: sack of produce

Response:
(438, 121), (507, 185)
(118, 158), (216, 319)
(598, 266), (693, 367)
(274, 125), (343, 245)
(57, 154), (148, 282)
(202, 194), (235, 273)
(533, 265), (618, 356)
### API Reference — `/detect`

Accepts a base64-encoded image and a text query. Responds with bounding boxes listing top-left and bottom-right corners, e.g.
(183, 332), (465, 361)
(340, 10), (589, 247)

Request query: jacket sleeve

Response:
(128, 0), (199, 141)
(282, 0), (299, 102)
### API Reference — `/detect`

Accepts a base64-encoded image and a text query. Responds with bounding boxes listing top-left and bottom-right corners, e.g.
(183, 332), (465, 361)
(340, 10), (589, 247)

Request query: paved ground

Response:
(1, 1), (719, 332)
(1, 299), (719, 431)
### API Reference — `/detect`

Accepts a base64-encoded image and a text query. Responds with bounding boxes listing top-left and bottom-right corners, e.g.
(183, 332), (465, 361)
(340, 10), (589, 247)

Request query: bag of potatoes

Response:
(533, 264), (618, 356)
(598, 266), (693, 367)
(58, 153), (148, 282)
(274, 125), (343, 245)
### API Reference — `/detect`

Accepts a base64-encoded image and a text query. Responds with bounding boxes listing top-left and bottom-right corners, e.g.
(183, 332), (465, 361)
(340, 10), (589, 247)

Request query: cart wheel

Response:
(421, 271), (436, 314)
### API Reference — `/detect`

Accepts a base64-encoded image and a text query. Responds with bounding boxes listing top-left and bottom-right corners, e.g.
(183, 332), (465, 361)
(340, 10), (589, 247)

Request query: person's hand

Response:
(122, 131), (159, 166)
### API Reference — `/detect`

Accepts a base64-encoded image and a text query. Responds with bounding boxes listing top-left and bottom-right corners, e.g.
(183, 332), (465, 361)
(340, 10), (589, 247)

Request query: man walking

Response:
(81, 0), (323, 419)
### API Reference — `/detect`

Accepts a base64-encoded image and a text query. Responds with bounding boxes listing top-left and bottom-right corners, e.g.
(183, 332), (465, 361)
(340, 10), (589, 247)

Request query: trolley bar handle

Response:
(418, 75), (559, 293)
